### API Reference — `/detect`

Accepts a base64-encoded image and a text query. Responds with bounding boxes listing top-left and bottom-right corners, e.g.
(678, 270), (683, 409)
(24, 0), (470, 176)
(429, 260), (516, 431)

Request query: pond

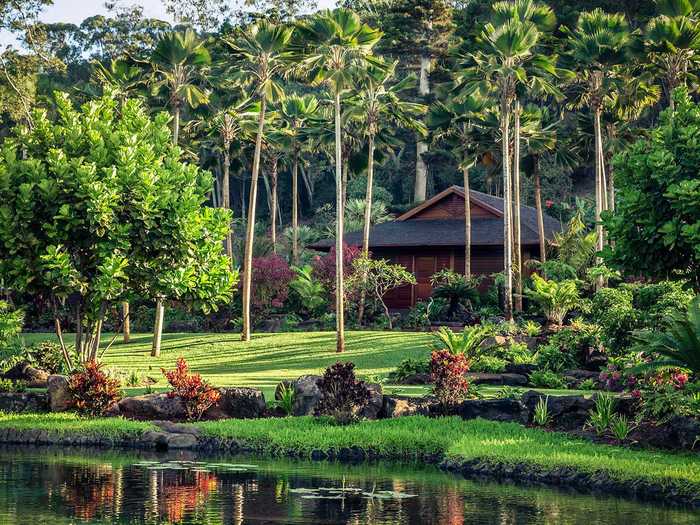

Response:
(0, 446), (698, 524)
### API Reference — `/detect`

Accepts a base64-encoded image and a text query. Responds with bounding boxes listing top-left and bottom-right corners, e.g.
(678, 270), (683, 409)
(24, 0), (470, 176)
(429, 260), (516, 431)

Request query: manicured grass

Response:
(194, 416), (700, 487)
(0, 412), (155, 438)
(22, 331), (592, 400)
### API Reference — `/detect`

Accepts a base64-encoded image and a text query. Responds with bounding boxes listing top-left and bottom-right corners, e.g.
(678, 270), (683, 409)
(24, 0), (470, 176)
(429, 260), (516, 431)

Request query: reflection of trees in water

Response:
(55, 464), (116, 521)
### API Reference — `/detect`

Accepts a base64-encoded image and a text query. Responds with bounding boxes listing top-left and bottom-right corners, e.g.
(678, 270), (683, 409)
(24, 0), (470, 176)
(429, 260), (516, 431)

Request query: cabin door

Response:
(414, 256), (436, 301)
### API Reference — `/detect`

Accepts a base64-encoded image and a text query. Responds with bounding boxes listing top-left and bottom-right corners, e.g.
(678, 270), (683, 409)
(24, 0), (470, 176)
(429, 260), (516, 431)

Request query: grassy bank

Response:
(0, 412), (155, 439)
(195, 416), (700, 487)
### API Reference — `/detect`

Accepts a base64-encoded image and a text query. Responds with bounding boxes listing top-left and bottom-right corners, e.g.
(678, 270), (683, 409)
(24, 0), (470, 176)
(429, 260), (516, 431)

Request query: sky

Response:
(0, 0), (337, 49)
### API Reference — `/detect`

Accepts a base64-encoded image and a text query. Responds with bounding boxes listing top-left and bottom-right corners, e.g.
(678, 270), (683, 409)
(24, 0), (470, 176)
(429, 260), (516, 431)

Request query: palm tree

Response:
(456, 14), (546, 321)
(563, 9), (634, 283)
(225, 21), (294, 342)
(149, 28), (211, 144)
(644, 0), (700, 109)
(295, 8), (382, 352)
(147, 28), (210, 357)
(427, 95), (488, 279)
(279, 94), (320, 264)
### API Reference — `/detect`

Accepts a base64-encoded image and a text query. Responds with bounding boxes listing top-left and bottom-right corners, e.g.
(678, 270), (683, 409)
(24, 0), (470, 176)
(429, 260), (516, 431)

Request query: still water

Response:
(0, 446), (697, 524)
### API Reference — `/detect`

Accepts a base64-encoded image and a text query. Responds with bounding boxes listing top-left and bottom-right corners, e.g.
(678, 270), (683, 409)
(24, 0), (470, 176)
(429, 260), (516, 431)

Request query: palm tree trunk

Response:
(270, 157), (278, 253)
(334, 92), (345, 353)
(513, 101), (523, 312)
(122, 301), (130, 344)
(533, 157), (546, 264)
(292, 141), (300, 265)
(463, 164), (472, 279)
(357, 132), (375, 326)
(593, 107), (605, 290)
(501, 94), (514, 322)
(172, 106), (180, 144)
(414, 55), (431, 203)
(222, 148), (234, 265)
(242, 97), (267, 342)
(607, 157), (615, 214)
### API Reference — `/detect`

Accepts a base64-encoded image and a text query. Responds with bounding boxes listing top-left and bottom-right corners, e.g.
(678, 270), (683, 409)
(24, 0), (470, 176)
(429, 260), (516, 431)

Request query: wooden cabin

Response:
(312, 186), (562, 309)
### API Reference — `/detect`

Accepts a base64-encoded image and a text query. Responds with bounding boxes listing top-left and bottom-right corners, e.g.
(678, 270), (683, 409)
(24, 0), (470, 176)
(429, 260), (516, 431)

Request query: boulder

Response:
(504, 363), (537, 376)
(521, 390), (595, 430)
(291, 375), (322, 416)
(215, 387), (266, 419)
(465, 372), (528, 387)
(458, 398), (527, 423)
(563, 369), (601, 389)
(47, 375), (71, 412)
(357, 383), (383, 420)
(669, 416), (700, 450)
(117, 393), (186, 421)
(381, 395), (432, 418)
(397, 372), (432, 385)
(480, 335), (539, 351)
(3, 362), (49, 388)
(0, 392), (48, 413)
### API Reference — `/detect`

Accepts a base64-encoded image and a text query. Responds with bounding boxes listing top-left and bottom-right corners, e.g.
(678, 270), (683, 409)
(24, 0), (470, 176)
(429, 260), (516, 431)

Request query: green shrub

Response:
(590, 286), (637, 355)
(26, 341), (66, 374)
(529, 370), (567, 389)
(0, 378), (26, 393)
(288, 265), (327, 318)
(431, 326), (489, 359)
(521, 320), (542, 337)
(532, 396), (552, 426)
(387, 358), (430, 383)
(498, 342), (535, 365)
(495, 385), (522, 400)
(587, 393), (616, 436)
(535, 343), (578, 373)
(525, 274), (580, 326)
(430, 269), (479, 319)
(471, 356), (507, 373)
(273, 382), (296, 417)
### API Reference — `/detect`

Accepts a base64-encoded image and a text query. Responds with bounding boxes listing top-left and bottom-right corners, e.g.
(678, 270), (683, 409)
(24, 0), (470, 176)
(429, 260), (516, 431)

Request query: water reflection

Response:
(0, 446), (697, 524)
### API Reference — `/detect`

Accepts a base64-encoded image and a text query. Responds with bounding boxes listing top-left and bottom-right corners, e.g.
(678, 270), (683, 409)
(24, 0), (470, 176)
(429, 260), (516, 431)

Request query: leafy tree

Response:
(225, 20), (294, 342)
(348, 256), (416, 328)
(0, 92), (237, 368)
(295, 8), (382, 352)
(603, 88), (700, 291)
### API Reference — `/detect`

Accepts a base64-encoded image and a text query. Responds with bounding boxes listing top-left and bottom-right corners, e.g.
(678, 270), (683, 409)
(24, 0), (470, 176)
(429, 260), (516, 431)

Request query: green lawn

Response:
(22, 331), (592, 399)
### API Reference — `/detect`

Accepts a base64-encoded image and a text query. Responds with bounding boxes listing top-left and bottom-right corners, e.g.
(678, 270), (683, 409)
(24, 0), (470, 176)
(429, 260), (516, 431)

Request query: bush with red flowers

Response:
(430, 350), (471, 411)
(68, 360), (122, 416)
(316, 361), (371, 424)
(161, 357), (221, 421)
(249, 254), (294, 317)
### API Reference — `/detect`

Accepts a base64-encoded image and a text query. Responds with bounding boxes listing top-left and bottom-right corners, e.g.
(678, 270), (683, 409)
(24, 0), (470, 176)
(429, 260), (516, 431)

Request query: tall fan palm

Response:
(279, 94), (320, 264)
(92, 59), (146, 101)
(427, 95), (489, 279)
(295, 8), (382, 352)
(644, 1), (700, 109)
(149, 28), (211, 144)
(456, 13), (550, 321)
(148, 28), (211, 357)
(225, 21), (294, 342)
(563, 9), (634, 282)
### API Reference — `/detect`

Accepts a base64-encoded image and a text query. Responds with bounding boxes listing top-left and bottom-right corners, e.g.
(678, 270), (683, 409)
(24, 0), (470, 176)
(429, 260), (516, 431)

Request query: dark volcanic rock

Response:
(357, 383), (383, 420)
(117, 393), (186, 421)
(465, 373), (528, 386)
(3, 362), (49, 388)
(0, 392), (48, 413)
(458, 398), (527, 423)
(397, 372), (432, 385)
(521, 391), (595, 430)
(381, 395), (432, 418)
(47, 374), (71, 412)
(214, 387), (266, 419)
(290, 375), (322, 416)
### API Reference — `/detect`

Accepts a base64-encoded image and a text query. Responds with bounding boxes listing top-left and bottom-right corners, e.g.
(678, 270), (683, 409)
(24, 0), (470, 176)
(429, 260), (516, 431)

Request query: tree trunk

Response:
(151, 298), (164, 357)
(414, 55), (431, 203)
(513, 101), (523, 312)
(463, 164), (472, 279)
(607, 159), (615, 214)
(241, 97), (268, 342)
(172, 106), (180, 144)
(593, 106), (605, 290)
(533, 157), (546, 264)
(270, 157), (278, 253)
(222, 148), (234, 265)
(501, 94), (514, 322)
(292, 141), (300, 265)
(334, 92), (345, 353)
(122, 301), (130, 344)
(357, 132), (375, 326)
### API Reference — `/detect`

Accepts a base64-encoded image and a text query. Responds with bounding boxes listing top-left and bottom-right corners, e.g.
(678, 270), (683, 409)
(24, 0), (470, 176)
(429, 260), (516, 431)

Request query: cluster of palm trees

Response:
(97, 0), (700, 350)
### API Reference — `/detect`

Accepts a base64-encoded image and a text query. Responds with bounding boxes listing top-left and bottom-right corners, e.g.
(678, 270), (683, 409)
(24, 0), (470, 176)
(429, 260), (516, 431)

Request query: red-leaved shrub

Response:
(249, 254), (294, 316)
(68, 360), (122, 416)
(316, 361), (370, 424)
(430, 350), (471, 410)
(161, 357), (220, 421)
(312, 244), (361, 305)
